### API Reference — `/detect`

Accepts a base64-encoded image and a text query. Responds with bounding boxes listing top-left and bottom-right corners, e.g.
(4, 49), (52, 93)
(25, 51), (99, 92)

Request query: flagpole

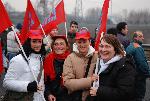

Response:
(92, 32), (104, 89)
(11, 26), (28, 62)
(11, 26), (46, 101)
(92, 58), (100, 88)
(40, 24), (52, 52)
(100, 32), (104, 40)
(64, 22), (68, 38)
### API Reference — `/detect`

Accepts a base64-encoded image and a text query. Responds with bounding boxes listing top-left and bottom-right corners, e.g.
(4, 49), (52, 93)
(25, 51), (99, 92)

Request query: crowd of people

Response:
(0, 21), (150, 101)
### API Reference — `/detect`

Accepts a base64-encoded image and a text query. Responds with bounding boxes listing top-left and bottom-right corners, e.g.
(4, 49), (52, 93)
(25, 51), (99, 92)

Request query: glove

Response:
(27, 81), (37, 92)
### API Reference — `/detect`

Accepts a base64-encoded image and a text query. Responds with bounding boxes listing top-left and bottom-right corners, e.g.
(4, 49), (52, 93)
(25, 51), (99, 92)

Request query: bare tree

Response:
(84, 8), (101, 24)
(127, 9), (150, 25)
(4, 2), (15, 12)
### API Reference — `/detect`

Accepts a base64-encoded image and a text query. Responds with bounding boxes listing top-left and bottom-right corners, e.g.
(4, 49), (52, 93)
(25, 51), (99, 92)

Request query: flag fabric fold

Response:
(42, 0), (66, 34)
(94, 0), (110, 51)
(0, 0), (12, 33)
(55, 0), (66, 24)
(19, 0), (40, 44)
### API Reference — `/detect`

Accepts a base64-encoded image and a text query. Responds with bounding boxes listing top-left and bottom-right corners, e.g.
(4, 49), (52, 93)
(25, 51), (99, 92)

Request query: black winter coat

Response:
(95, 55), (136, 101)
(44, 59), (68, 101)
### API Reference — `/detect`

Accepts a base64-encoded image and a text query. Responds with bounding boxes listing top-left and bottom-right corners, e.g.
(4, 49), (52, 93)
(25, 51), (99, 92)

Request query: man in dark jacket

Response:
(126, 31), (150, 101)
(116, 22), (130, 49)
(67, 20), (78, 51)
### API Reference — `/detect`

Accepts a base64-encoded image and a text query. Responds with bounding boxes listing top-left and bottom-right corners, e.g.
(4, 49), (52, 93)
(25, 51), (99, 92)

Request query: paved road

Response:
(145, 79), (150, 101)
(1, 66), (150, 101)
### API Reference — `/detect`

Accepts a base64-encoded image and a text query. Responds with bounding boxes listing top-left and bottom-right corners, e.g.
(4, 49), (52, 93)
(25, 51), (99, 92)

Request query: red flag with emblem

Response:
(19, 0), (40, 44)
(94, 0), (110, 51)
(42, 0), (66, 34)
(0, 0), (12, 33)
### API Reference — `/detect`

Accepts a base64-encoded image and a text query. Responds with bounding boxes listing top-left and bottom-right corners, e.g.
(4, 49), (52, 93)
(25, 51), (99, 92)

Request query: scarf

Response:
(44, 50), (70, 80)
(99, 55), (122, 74)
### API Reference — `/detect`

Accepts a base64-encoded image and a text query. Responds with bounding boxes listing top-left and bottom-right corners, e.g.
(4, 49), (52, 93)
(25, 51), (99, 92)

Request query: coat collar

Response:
(100, 63), (114, 74)
(99, 55), (122, 74)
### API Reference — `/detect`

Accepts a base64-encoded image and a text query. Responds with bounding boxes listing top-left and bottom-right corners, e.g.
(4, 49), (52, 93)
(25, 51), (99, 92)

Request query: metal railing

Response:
(143, 44), (150, 63)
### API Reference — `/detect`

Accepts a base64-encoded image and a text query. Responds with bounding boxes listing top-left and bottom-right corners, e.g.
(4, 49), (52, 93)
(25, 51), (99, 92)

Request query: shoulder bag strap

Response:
(84, 56), (93, 78)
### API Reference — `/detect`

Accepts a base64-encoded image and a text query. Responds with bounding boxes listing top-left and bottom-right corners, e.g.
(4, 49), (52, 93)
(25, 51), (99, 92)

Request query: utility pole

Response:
(75, 0), (83, 21)
(37, 0), (45, 16)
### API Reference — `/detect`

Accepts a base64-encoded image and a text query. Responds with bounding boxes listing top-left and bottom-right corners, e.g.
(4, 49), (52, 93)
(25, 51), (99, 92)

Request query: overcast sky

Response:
(3, 0), (150, 15)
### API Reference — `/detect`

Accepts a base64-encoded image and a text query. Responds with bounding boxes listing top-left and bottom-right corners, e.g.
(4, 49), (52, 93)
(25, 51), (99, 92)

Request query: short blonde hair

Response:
(133, 30), (143, 39)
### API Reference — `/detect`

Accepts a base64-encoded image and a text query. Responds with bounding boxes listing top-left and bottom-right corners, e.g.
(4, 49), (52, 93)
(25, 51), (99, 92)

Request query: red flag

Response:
(19, 0), (40, 44)
(42, 21), (58, 34)
(0, 0), (12, 33)
(42, 0), (66, 33)
(0, 43), (3, 74)
(94, 0), (110, 51)
(55, 0), (66, 24)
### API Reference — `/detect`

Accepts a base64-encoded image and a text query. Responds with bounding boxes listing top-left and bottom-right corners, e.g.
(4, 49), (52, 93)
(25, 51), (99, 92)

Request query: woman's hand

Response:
(48, 94), (56, 101)
(90, 87), (97, 96)
(91, 74), (99, 82)
(37, 84), (44, 91)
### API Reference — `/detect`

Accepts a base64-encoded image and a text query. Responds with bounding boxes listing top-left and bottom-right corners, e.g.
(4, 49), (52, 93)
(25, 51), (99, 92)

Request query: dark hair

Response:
(116, 22), (127, 32)
(95, 28), (98, 32)
(101, 34), (125, 56)
(70, 20), (78, 27)
(18, 38), (46, 61)
(16, 23), (22, 30)
(107, 28), (117, 36)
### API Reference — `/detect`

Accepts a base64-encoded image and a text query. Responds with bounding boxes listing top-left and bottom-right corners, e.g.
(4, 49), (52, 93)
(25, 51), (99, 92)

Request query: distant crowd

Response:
(0, 21), (150, 101)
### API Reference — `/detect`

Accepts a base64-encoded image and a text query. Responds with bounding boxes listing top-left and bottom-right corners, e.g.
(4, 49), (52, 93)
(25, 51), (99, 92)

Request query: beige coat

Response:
(63, 46), (98, 101)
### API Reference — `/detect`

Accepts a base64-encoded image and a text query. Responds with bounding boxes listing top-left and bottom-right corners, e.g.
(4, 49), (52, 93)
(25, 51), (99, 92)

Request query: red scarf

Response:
(44, 51), (70, 80)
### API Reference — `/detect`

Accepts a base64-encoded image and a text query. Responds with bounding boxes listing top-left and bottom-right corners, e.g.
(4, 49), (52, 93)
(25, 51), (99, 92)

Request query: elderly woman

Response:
(63, 28), (98, 101)
(89, 34), (136, 101)
(44, 35), (70, 101)
(3, 30), (46, 101)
